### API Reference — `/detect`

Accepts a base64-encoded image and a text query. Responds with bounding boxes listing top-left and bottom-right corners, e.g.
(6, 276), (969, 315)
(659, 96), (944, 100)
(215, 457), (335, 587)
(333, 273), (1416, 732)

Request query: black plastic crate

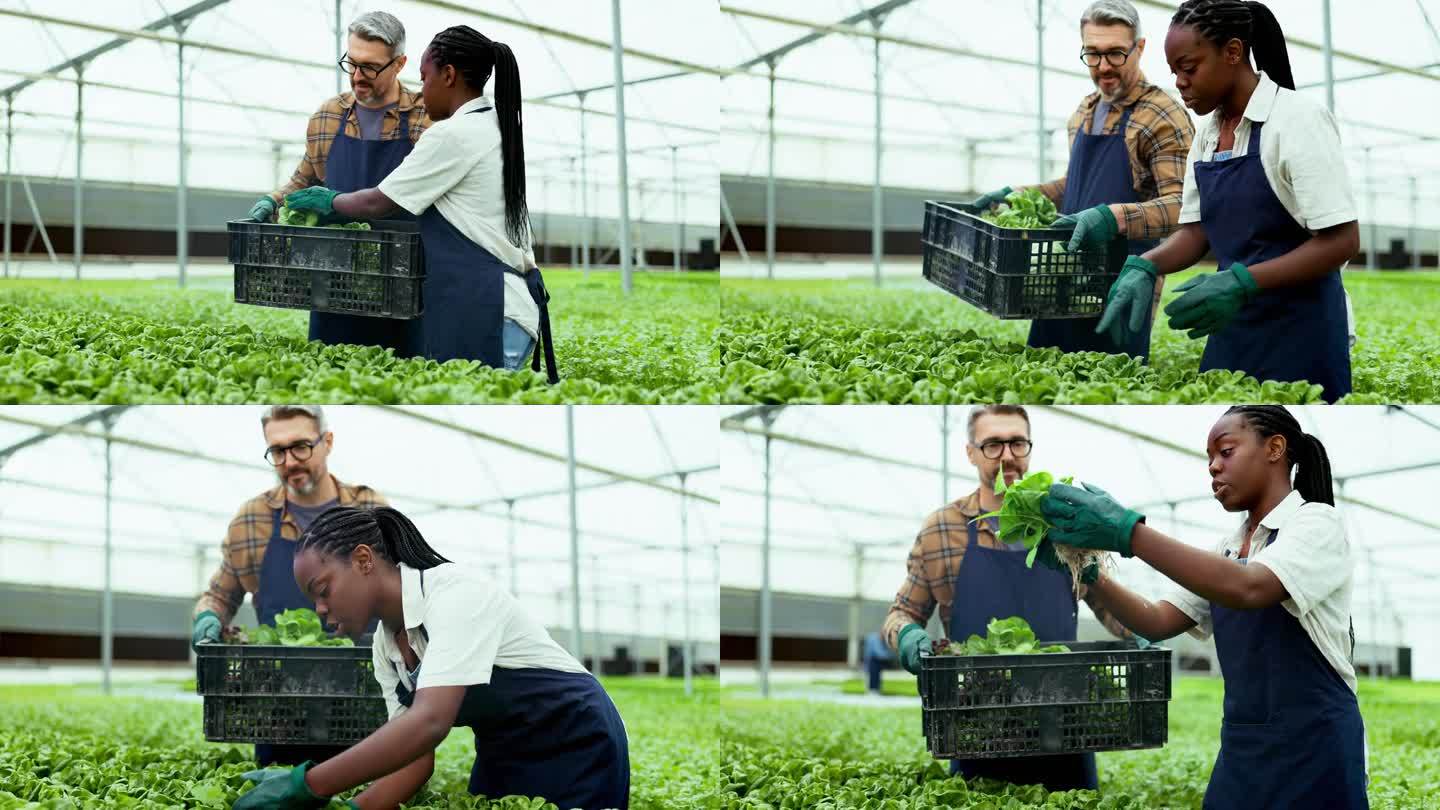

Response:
(196, 643), (387, 744)
(919, 640), (1170, 759)
(920, 201), (1126, 320)
(227, 219), (424, 319)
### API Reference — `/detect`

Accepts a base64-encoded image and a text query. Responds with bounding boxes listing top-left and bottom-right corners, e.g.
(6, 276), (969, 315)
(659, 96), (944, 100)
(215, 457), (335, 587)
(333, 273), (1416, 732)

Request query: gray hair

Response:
(1080, 0), (1142, 40)
(261, 405), (327, 434)
(348, 11), (406, 57)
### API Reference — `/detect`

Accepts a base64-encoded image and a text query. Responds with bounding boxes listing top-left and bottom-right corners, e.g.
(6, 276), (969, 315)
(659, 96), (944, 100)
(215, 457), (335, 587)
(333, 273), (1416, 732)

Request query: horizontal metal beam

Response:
(0, 475), (232, 520)
(377, 406), (717, 503)
(721, 420), (978, 481)
(0, 406), (128, 460)
(471, 464), (719, 508)
(736, 0), (920, 70)
(722, 485), (919, 522)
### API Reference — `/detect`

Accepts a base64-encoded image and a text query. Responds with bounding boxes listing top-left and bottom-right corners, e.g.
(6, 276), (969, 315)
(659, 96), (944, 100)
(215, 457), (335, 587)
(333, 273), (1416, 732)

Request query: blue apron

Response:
(946, 519), (1097, 790)
(309, 103), (418, 357)
(1028, 103), (1158, 359)
(393, 571), (628, 809)
(413, 107), (560, 382)
(253, 508), (349, 767)
(1204, 529), (1367, 809)
(1192, 121), (1351, 402)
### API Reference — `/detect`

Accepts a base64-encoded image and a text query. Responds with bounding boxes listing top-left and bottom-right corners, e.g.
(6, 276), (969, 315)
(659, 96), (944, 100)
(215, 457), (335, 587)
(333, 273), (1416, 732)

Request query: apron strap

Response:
(532, 282), (560, 385)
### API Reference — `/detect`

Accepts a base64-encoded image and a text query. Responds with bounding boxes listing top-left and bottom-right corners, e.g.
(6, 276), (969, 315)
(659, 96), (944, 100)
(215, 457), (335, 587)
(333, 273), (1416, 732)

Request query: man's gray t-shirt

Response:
(288, 498), (339, 533)
(354, 102), (397, 141)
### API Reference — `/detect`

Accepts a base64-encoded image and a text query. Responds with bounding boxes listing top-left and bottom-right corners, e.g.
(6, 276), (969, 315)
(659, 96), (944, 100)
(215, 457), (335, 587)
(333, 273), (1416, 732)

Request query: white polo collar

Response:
(454, 95), (494, 117)
(1257, 488), (1306, 532)
(399, 562), (426, 630)
(1241, 71), (1280, 124)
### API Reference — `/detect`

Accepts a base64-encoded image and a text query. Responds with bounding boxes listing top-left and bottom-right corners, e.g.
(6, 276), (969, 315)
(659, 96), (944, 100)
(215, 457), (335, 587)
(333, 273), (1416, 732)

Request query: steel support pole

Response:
(847, 544), (861, 669)
(671, 146), (682, 273)
(680, 471), (693, 696)
(632, 583), (643, 676)
(566, 406), (583, 664)
(541, 175), (550, 266)
(177, 32), (189, 288)
(506, 499), (518, 596)
(74, 64), (84, 280)
(1410, 176), (1419, 270)
(1322, 0), (1334, 113)
(940, 405), (950, 504)
(578, 96), (590, 277)
(765, 61), (777, 280)
(759, 425), (774, 697)
(335, 0), (342, 96)
(871, 15), (884, 288)
(591, 554), (602, 670)
(4, 97), (11, 279)
(609, 0), (633, 295)
(569, 156), (578, 268)
(101, 419), (114, 695)
(1036, 1), (1046, 182)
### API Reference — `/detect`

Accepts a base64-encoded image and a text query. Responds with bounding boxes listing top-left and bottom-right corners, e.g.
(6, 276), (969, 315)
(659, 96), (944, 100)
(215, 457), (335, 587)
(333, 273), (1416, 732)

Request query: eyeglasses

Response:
(338, 53), (400, 80)
(975, 439), (1033, 460)
(265, 437), (323, 466)
(1080, 43), (1138, 68)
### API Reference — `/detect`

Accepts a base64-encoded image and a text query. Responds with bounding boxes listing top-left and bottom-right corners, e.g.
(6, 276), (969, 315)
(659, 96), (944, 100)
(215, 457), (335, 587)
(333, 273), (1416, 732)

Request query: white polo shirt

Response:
(1158, 489), (1357, 694)
(372, 562), (589, 721)
(378, 95), (540, 340)
(1178, 72), (1357, 233)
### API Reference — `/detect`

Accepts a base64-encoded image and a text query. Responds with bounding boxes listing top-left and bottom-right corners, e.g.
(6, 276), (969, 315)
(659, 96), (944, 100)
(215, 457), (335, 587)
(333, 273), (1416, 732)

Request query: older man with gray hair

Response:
(190, 405), (389, 767)
(971, 0), (1195, 362)
(242, 11), (432, 355)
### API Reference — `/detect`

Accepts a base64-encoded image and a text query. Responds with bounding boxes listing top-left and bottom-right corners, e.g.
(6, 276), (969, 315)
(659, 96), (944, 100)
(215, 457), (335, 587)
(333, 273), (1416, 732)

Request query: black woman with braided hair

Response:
(232, 506), (629, 810)
(285, 25), (559, 383)
(1094, 0), (1361, 402)
(1030, 406), (1367, 809)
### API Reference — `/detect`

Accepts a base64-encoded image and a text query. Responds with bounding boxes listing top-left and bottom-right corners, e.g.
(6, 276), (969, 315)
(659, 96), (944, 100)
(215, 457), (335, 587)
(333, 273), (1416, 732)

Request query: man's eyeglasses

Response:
(1080, 43), (1138, 68)
(265, 437), (323, 466)
(338, 53), (400, 80)
(974, 439), (1033, 460)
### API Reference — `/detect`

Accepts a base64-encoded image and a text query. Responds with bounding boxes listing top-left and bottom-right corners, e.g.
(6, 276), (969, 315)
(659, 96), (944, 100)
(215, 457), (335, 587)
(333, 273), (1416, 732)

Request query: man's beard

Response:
(281, 468), (316, 496)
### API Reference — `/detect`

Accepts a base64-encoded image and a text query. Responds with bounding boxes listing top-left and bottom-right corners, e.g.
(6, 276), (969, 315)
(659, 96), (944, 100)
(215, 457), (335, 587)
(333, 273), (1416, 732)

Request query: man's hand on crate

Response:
(1094, 256), (1159, 346)
(1040, 482), (1145, 558)
(897, 623), (929, 675)
(1053, 204), (1119, 252)
(969, 186), (1013, 210)
(246, 197), (277, 223)
(191, 611), (221, 649)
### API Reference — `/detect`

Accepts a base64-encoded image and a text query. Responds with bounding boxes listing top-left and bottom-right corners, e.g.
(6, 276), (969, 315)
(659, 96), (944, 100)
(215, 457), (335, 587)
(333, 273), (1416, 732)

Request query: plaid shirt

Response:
(1032, 74), (1195, 242)
(883, 488), (1133, 649)
(193, 476), (388, 622)
(267, 84), (432, 206)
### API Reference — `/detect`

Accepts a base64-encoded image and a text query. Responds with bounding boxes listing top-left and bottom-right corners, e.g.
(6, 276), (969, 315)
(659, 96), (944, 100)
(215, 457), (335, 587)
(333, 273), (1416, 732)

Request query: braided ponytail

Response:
(1172, 0), (1296, 90)
(428, 25), (530, 248)
(299, 505), (452, 570)
(1224, 406), (1335, 505)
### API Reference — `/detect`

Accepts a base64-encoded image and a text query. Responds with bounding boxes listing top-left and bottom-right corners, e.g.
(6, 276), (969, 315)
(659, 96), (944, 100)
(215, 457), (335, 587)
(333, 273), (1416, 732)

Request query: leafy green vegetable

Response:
(220, 608), (352, 647)
(932, 616), (1071, 656)
(275, 206), (371, 231)
(980, 188), (1061, 229)
(973, 462), (1072, 568)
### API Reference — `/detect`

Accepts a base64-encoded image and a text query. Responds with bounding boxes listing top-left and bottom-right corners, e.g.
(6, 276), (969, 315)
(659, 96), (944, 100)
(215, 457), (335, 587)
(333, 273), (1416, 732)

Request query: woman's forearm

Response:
(1130, 524), (1287, 610)
(333, 188), (400, 219)
(306, 710), (448, 797)
(1088, 573), (1194, 640)
(348, 750), (434, 810)
(1248, 220), (1359, 289)
(1142, 221), (1210, 275)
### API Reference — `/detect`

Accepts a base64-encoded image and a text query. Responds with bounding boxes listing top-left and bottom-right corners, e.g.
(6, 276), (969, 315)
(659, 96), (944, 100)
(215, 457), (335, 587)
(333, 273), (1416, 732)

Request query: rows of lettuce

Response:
(720, 270), (1440, 404)
(0, 274), (719, 404)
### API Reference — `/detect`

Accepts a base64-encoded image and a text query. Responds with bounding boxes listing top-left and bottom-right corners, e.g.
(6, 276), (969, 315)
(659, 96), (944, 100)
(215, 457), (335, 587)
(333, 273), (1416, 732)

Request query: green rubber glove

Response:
(1163, 262), (1258, 339)
(284, 187), (341, 217)
(1040, 482), (1144, 558)
(897, 623), (929, 675)
(191, 610), (221, 648)
(246, 196), (277, 223)
(232, 760), (331, 810)
(969, 186), (1013, 210)
(1053, 204), (1119, 252)
(1032, 538), (1099, 584)
(1093, 255), (1159, 347)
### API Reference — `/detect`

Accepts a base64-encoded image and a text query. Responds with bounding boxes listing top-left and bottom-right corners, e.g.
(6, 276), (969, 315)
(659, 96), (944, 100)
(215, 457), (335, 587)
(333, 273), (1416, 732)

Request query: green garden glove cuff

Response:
(970, 186), (1013, 210)
(191, 610), (221, 647)
(1054, 204), (1119, 252)
(1163, 262), (1258, 338)
(1227, 261), (1259, 297)
(232, 760), (330, 810)
(247, 196), (277, 223)
(897, 623), (928, 675)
